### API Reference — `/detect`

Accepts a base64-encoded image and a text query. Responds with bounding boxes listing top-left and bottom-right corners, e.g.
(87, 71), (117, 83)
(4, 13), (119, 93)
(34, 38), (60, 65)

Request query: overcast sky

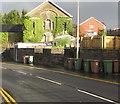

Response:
(1, 0), (119, 29)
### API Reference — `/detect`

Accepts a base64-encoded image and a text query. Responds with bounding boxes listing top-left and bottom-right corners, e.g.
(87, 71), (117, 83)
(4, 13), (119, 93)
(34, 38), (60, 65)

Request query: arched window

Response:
(51, 22), (54, 30)
(45, 19), (51, 30)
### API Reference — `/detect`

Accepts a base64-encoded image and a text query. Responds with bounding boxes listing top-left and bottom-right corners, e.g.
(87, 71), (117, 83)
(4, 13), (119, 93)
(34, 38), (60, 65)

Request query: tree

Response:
(2, 13), (7, 24)
(0, 13), (2, 24)
(3, 10), (21, 24)
(98, 29), (106, 36)
(21, 9), (29, 24)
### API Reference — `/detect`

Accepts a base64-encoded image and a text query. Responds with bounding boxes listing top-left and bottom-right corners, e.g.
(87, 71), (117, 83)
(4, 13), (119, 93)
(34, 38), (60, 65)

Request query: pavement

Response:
(0, 61), (120, 103)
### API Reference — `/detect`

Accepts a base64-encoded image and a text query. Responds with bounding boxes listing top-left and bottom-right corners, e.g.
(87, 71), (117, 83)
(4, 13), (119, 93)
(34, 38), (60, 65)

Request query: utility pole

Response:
(76, 0), (80, 59)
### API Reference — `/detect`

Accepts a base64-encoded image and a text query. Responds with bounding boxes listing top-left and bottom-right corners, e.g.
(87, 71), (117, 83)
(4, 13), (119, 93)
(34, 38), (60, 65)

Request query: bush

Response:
(55, 37), (71, 47)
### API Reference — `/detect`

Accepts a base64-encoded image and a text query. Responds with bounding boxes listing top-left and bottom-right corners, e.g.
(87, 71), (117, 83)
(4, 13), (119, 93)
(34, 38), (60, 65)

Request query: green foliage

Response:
(98, 29), (106, 36)
(1, 9), (29, 24)
(55, 37), (71, 47)
(52, 17), (73, 37)
(0, 32), (8, 48)
(2, 10), (21, 24)
(21, 9), (28, 17)
(51, 46), (64, 49)
(21, 9), (29, 24)
(0, 13), (2, 24)
(0, 32), (8, 44)
(2, 13), (7, 24)
(23, 18), (45, 43)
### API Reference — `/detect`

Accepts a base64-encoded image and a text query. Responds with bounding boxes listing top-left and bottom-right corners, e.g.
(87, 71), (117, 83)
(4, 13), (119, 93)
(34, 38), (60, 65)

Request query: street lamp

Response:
(76, 1), (80, 59)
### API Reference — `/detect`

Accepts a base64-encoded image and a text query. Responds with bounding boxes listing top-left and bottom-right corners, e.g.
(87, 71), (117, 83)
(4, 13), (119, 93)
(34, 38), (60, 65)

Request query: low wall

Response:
(2, 48), (120, 67)
(34, 49), (65, 66)
(80, 49), (120, 60)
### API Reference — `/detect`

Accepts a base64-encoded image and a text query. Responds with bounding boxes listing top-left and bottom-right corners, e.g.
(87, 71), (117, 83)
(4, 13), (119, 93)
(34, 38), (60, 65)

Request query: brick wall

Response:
(80, 17), (105, 36)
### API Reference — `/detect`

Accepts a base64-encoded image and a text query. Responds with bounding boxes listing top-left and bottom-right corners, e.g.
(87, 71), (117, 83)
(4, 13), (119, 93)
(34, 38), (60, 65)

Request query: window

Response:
(51, 22), (54, 30)
(63, 22), (67, 31)
(90, 25), (94, 28)
(43, 21), (45, 30)
(45, 19), (51, 30)
(32, 22), (35, 34)
(44, 19), (54, 30)
(32, 22), (35, 28)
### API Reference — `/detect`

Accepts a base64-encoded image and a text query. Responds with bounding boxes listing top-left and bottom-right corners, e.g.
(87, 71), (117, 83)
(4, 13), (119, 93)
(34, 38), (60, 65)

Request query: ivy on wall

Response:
(23, 17), (73, 43)
(52, 17), (73, 37)
(23, 18), (45, 43)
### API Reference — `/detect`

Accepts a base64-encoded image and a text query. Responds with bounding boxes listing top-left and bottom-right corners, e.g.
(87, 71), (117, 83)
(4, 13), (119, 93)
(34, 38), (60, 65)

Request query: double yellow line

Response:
(0, 88), (17, 104)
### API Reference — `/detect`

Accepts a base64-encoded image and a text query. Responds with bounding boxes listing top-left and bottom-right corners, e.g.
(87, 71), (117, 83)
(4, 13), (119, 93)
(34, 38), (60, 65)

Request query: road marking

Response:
(29, 73), (32, 76)
(16, 71), (27, 75)
(77, 89), (119, 104)
(0, 67), (7, 69)
(1, 62), (120, 85)
(0, 88), (17, 104)
(36, 76), (62, 85)
(0, 90), (12, 104)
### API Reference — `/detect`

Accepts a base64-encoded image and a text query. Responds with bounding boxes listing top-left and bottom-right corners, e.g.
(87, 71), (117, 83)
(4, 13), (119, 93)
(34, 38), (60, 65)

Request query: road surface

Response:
(0, 62), (119, 104)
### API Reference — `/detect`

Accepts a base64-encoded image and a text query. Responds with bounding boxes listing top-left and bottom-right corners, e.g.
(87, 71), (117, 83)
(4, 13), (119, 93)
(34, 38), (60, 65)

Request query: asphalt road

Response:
(0, 62), (120, 104)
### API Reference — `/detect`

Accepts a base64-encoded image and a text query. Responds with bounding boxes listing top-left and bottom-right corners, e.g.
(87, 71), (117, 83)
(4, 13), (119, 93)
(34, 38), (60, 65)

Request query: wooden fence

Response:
(80, 36), (120, 49)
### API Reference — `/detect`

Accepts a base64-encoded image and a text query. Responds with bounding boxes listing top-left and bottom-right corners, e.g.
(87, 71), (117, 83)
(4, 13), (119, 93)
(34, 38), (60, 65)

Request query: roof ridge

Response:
(26, 0), (73, 18)
(80, 17), (106, 27)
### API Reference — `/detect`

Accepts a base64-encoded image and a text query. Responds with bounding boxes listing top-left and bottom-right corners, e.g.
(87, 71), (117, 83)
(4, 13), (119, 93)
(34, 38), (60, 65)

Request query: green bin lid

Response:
(103, 60), (113, 62)
(83, 59), (91, 61)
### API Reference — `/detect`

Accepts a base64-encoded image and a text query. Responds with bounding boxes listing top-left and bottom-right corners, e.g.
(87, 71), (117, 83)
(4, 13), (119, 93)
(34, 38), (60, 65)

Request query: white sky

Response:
(0, 0), (119, 29)
(1, 0), (119, 2)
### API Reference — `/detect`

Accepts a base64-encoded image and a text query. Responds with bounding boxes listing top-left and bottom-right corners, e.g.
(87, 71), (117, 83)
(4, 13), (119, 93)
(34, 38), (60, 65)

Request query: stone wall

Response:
(16, 48), (34, 63)
(80, 49), (120, 60)
(34, 49), (64, 66)
(2, 48), (120, 67)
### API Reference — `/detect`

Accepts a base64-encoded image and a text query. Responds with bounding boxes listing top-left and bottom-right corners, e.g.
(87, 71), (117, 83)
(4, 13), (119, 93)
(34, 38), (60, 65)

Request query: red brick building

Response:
(80, 17), (106, 36)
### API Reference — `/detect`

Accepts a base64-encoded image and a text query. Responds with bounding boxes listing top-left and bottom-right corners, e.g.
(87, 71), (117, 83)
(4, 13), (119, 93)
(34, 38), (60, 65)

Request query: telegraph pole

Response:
(76, 0), (80, 59)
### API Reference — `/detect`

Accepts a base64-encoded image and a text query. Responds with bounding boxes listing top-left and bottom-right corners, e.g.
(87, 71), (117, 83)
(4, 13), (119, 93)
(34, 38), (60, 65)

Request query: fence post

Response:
(104, 36), (107, 49)
(115, 36), (116, 49)
(80, 37), (83, 49)
(115, 36), (120, 49)
(101, 36), (104, 49)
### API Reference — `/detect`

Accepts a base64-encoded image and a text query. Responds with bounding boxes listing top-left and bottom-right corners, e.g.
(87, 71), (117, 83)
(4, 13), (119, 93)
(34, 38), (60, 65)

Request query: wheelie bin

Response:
(83, 59), (91, 72)
(29, 56), (34, 64)
(113, 60), (120, 73)
(74, 58), (82, 71)
(67, 58), (74, 70)
(91, 60), (100, 73)
(23, 56), (29, 64)
(103, 60), (113, 73)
